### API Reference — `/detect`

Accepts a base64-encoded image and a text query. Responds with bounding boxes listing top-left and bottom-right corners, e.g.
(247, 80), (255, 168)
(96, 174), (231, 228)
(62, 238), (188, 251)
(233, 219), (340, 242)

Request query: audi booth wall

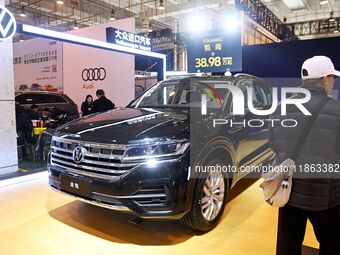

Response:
(9, 15), (166, 176)
(14, 19), (136, 109)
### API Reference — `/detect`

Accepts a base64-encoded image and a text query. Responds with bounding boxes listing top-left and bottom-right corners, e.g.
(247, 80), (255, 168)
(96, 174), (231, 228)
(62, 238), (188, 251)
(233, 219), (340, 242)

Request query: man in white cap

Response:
(268, 56), (340, 255)
(301, 56), (340, 94)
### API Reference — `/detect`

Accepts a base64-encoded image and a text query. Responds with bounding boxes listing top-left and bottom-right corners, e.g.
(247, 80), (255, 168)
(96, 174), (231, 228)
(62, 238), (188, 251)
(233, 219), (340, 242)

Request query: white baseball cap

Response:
(301, 56), (340, 80)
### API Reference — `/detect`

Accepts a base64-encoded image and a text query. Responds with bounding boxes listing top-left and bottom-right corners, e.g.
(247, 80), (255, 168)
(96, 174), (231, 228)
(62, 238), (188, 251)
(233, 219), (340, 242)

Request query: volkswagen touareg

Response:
(48, 74), (275, 232)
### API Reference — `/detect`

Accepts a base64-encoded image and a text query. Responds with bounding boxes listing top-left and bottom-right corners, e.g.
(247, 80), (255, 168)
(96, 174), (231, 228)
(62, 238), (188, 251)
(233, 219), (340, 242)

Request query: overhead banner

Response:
(13, 39), (63, 93)
(187, 28), (242, 73)
(106, 27), (152, 51)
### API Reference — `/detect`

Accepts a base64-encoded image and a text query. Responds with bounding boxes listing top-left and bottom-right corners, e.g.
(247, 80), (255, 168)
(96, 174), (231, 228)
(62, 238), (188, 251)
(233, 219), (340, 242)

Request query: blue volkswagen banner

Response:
(187, 29), (242, 73)
(0, 5), (16, 41)
(106, 27), (152, 51)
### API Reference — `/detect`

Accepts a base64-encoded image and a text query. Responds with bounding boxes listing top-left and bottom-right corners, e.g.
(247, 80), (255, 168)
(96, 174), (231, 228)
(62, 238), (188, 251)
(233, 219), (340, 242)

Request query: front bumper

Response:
(48, 152), (193, 219)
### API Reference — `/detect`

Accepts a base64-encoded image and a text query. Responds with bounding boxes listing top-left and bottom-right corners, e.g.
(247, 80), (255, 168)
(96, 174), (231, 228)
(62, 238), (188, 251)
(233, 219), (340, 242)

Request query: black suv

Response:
(15, 91), (79, 118)
(48, 74), (275, 231)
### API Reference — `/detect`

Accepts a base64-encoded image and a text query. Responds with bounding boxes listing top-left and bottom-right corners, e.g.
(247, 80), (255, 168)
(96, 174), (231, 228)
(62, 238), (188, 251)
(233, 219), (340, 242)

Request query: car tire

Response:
(180, 158), (229, 232)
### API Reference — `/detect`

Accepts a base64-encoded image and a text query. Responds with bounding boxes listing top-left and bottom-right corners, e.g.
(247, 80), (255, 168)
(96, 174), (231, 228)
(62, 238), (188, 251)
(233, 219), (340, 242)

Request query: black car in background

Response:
(15, 91), (79, 118)
(48, 74), (275, 232)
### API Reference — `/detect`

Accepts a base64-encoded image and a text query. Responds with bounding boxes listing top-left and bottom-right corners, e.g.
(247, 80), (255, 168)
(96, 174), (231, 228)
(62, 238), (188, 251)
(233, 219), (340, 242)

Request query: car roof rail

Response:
(235, 73), (256, 78)
(234, 73), (265, 82)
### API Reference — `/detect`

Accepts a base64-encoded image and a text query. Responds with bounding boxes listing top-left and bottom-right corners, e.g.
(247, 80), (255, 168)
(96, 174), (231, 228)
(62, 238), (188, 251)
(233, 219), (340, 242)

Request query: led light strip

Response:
(18, 24), (167, 80)
(0, 171), (48, 189)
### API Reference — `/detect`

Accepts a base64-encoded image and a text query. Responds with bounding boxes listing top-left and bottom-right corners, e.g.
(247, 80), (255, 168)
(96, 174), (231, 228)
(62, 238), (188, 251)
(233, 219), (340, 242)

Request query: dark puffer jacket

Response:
(269, 85), (340, 211)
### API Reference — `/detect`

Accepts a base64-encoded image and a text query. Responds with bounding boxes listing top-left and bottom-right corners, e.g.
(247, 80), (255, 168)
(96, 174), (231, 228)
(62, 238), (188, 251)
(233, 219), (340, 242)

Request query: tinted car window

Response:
(130, 79), (231, 108)
(16, 94), (67, 104)
(254, 82), (272, 107)
(237, 79), (257, 108)
(16, 94), (36, 104)
(237, 79), (273, 110)
(36, 94), (67, 104)
(254, 83), (268, 106)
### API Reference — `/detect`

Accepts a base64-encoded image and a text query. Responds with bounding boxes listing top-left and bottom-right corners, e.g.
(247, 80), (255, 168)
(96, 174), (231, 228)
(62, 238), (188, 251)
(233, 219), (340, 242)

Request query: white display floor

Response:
(0, 174), (318, 255)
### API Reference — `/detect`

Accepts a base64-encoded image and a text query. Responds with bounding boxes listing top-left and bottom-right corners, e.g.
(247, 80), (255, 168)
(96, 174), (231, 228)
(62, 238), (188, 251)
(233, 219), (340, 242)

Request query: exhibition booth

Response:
(5, 17), (166, 174)
(1, 2), (340, 254)
(14, 19), (137, 108)
(5, 7), (340, 177)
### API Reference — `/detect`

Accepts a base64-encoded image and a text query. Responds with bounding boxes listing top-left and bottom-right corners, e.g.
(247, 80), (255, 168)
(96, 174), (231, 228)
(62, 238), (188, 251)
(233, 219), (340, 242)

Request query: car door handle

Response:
(228, 126), (243, 133)
(227, 116), (244, 133)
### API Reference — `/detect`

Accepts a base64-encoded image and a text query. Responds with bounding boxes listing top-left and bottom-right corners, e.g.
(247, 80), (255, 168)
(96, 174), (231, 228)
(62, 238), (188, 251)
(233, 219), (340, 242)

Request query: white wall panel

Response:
(63, 18), (135, 110)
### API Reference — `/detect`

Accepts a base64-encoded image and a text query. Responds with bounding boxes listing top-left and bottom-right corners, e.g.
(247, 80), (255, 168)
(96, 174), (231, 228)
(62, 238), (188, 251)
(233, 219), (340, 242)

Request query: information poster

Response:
(13, 39), (63, 93)
(187, 27), (242, 73)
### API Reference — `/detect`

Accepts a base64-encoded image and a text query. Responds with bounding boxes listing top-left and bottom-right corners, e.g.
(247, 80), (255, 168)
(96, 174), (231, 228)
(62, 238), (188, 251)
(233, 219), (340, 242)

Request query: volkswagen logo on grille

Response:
(0, 6), (16, 41)
(82, 68), (106, 81)
(72, 146), (85, 164)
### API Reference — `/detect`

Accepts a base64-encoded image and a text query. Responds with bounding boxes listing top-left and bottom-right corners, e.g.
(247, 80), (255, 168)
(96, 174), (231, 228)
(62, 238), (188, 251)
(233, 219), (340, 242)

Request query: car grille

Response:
(50, 137), (137, 179)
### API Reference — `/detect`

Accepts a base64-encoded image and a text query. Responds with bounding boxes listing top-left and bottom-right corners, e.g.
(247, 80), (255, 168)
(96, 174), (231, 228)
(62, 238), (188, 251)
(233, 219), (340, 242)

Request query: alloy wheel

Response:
(201, 171), (225, 221)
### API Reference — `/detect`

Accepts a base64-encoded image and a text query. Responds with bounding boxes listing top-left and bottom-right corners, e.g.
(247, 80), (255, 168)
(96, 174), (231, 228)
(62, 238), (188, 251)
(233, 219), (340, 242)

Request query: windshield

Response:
(130, 79), (231, 109)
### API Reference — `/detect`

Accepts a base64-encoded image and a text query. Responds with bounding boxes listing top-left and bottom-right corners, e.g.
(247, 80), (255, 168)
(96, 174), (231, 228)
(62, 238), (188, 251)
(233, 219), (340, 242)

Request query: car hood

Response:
(56, 107), (190, 144)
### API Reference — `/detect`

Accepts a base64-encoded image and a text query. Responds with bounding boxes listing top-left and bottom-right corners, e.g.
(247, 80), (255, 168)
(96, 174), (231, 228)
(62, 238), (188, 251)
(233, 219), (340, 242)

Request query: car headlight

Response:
(122, 140), (190, 162)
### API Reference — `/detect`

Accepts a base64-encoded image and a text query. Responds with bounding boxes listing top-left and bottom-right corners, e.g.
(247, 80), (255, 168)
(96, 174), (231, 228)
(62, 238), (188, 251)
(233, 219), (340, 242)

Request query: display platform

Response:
(0, 176), (318, 255)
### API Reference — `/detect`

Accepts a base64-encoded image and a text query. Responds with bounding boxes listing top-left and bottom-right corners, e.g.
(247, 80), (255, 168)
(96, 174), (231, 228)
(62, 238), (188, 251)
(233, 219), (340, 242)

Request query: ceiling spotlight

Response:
(56, 0), (64, 5)
(70, 0), (79, 7)
(109, 9), (116, 21)
(187, 15), (209, 33)
(73, 21), (79, 30)
(158, 0), (165, 10)
(320, 0), (329, 5)
(224, 15), (239, 32)
(334, 30), (339, 34)
(19, 7), (26, 17)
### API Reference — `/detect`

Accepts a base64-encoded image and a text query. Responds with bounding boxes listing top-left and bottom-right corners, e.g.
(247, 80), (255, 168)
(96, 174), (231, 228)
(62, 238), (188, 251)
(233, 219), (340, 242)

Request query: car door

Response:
(232, 78), (258, 172)
(227, 78), (273, 178)
(238, 78), (273, 171)
(252, 80), (275, 165)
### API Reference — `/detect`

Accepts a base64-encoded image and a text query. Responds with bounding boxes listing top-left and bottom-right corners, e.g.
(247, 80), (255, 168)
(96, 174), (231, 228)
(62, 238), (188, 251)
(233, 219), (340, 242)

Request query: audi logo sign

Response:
(82, 68), (106, 81)
(0, 6), (16, 41)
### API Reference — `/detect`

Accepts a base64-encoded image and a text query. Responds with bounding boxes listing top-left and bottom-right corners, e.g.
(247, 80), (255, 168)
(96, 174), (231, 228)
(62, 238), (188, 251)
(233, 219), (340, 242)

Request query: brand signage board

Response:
(106, 27), (152, 51)
(151, 35), (174, 50)
(187, 29), (242, 73)
(0, 5), (16, 41)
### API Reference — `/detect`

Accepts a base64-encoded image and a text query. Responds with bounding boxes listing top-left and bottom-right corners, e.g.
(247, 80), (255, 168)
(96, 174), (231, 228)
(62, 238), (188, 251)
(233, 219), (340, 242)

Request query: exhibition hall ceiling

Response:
(4, 0), (340, 38)
(262, 0), (340, 23)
